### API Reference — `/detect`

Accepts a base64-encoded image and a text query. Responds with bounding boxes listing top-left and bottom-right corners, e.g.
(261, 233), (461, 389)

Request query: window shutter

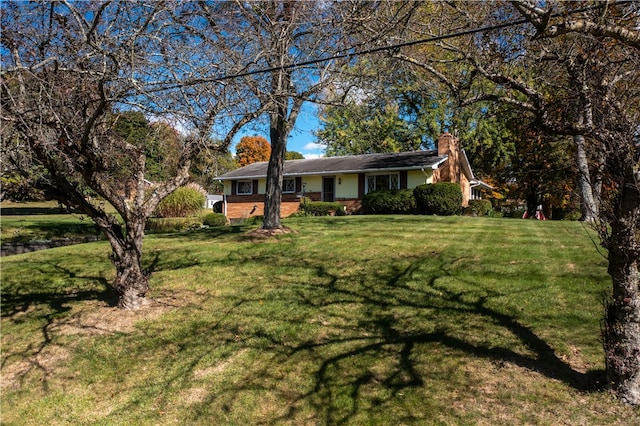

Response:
(252, 180), (258, 195)
(358, 173), (365, 198)
(232, 181), (237, 195)
(295, 177), (302, 193)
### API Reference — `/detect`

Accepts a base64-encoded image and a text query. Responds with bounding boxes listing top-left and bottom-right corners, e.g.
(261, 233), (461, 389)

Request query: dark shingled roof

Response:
(218, 150), (447, 180)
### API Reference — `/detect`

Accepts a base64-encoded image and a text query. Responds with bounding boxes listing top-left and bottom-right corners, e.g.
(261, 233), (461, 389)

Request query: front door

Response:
(322, 177), (335, 202)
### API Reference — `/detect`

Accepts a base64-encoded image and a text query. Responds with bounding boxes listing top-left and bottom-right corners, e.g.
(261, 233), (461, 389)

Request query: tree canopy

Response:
(236, 136), (272, 166)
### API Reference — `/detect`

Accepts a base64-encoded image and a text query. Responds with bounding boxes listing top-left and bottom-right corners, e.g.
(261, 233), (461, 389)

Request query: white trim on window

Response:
(237, 180), (253, 195)
(282, 177), (296, 194)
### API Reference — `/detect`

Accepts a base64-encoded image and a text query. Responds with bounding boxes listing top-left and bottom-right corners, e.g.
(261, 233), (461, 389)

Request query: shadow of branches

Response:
(1, 261), (115, 391)
(1, 223), (609, 424)
(150, 245), (607, 425)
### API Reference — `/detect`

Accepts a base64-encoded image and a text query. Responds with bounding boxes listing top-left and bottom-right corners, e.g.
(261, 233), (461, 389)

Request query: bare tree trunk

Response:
(574, 134), (598, 222)
(106, 222), (150, 310)
(263, 116), (287, 229)
(602, 158), (640, 405)
(112, 247), (149, 310)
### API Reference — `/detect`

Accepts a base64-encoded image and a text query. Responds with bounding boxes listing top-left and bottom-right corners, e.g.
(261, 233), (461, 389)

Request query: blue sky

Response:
(230, 103), (326, 159)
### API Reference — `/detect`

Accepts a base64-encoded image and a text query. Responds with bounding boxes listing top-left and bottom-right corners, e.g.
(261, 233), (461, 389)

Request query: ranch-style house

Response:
(217, 133), (491, 220)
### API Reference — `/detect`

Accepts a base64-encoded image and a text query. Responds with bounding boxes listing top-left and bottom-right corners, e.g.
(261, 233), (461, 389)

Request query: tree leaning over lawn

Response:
(397, 0), (639, 404)
(0, 1), (241, 309)
(509, 0), (640, 405)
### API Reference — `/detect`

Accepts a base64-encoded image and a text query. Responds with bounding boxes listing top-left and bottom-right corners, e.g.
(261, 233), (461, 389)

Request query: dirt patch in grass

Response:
(0, 344), (72, 392)
(1, 293), (178, 393)
(51, 298), (171, 336)
(243, 226), (297, 241)
(193, 348), (250, 379)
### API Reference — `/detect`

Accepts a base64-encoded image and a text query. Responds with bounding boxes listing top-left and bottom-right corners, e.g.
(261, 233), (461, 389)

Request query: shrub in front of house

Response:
(146, 217), (203, 233)
(413, 183), (462, 216)
(362, 189), (417, 214)
(154, 183), (207, 218)
(203, 213), (227, 227)
(300, 201), (346, 216)
(466, 199), (493, 217)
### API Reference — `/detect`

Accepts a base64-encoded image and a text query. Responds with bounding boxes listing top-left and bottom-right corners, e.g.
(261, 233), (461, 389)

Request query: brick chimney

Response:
(436, 133), (460, 184)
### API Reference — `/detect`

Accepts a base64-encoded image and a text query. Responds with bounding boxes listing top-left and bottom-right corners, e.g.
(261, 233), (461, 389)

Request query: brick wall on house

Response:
(225, 193), (305, 219)
(225, 195), (362, 219)
(437, 133), (461, 184)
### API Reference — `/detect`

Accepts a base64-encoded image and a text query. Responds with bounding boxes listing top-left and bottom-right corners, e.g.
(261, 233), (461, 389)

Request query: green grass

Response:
(1, 201), (104, 244)
(2, 214), (638, 425)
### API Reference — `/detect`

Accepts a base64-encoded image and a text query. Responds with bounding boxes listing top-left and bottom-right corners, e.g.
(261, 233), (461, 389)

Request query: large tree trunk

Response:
(263, 128), (286, 229)
(112, 245), (150, 310)
(525, 187), (538, 219)
(602, 160), (640, 405)
(98, 210), (151, 310)
(574, 135), (599, 222)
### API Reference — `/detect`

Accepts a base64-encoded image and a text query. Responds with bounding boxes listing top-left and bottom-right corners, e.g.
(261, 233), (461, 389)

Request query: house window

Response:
(283, 178), (295, 193)
(366, 173), (399, 193)
(237, 180), (253, 195)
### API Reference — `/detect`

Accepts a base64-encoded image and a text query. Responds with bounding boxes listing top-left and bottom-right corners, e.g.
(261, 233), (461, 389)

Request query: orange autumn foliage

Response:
(236, 136), (271, 166)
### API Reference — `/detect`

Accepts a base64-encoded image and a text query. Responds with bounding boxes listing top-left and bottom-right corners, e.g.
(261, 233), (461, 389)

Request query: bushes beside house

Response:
(465, 199), (493, 217)
(146, 217), (203, 233)
(413, 183), (462, 216)
(203, 213), (227, 227)
(361, 189), (417, 214)
(299, 201), (346, 216)
(148, 183), (210, 233)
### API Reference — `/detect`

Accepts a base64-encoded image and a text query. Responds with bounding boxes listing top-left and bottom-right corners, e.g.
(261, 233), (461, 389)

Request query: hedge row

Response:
(361, 189), (417, 214)
(466, 199), (493, 217)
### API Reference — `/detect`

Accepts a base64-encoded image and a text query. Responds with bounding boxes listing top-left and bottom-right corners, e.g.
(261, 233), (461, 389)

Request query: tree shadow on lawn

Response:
(1, 261), (116, 391)
(1, 232), (608, 423)
(148, 225), (248, 242)
(1, 262), (115, 318)
(171, 249), (608, 425)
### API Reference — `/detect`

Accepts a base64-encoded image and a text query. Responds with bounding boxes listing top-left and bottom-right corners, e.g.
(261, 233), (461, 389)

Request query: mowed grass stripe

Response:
(3, 215), (635, 425)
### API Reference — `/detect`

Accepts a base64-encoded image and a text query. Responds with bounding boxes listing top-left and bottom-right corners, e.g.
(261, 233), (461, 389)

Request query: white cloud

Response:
(303, 142), (325, 151)
(303, 153), (323, 159)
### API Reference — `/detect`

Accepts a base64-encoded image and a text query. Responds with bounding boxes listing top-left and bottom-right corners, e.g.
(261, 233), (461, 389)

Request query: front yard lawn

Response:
(2, 215), (637, 424)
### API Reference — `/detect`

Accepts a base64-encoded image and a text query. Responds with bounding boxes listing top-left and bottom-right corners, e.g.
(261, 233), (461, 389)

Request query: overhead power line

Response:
(213, 0), (635, 82)
(215, 19), (529, 82)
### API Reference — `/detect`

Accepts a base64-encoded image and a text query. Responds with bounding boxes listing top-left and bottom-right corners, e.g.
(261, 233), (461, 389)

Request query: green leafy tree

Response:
(190, 147), (237, 194)
(285, 151), (305, 160)
(111, 112), (182, 182)
(316, 60), (516, 182)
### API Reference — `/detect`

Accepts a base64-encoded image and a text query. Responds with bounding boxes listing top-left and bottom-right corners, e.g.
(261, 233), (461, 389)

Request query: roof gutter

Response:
(431, 156), (448, 169)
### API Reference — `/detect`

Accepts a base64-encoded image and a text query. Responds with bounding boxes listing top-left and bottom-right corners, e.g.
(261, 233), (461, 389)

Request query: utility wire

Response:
(213, 0), (636, 82)
(214, 19), (529, 82)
